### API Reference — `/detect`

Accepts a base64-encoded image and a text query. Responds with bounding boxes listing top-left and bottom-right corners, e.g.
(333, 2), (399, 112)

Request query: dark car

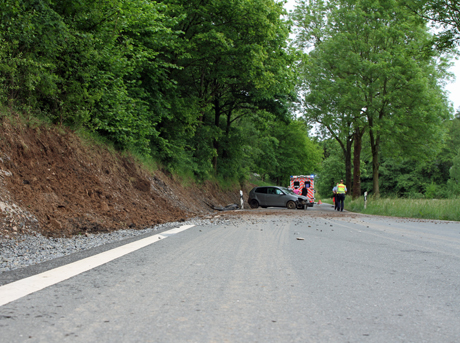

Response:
(248, 186), (309, 209)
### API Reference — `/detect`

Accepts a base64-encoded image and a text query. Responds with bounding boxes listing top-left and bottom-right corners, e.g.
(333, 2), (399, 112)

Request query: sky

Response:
(283, 1), (460, 113)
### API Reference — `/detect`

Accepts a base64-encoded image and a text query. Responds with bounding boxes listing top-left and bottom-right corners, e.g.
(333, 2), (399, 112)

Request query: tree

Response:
(292, 0), (452, 197)
(408, 0), (460, 49)
(0, 0), (180, 154)
(268, 119), (323, 185)
(161, 0), (296, 178)
(1, 0), (318, 184)
(239, 113), (322, 185)
(315, 139), (346, 197)
(292, 0), (370, 195)
(298, 49), (367, 195)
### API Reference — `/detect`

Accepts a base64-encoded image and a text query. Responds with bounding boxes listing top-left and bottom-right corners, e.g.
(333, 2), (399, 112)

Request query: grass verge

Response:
(344, 196), (460, 221)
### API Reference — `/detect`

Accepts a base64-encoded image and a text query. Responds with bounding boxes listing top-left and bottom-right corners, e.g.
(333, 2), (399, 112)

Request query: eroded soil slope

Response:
(0, 118), (246, 238)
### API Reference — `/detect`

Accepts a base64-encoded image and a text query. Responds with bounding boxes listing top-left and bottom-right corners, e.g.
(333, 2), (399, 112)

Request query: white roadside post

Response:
(364, 191), (368, 209)
(240, 190), (244, 209)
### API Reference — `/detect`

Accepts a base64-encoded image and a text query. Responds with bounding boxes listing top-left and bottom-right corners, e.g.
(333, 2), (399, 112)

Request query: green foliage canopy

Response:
(0, 0), (322, 184)
(292, 0), (452, 196)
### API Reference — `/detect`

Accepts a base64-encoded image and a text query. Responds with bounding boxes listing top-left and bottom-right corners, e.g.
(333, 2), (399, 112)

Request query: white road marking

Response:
(0, 224), (195, 307)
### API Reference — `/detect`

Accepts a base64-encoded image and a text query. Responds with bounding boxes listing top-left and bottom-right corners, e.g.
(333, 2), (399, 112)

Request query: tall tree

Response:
(407, 0), (460, 49)
(292, 0), (369, 194)
(162, 0), (295, 177)
(297, 49), (367, 194)
(292, 0), (451, 196)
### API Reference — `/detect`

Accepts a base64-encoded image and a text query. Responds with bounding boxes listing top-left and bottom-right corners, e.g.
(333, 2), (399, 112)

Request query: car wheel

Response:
(286, 201), (296, 209)
(249, 199), (259, 209)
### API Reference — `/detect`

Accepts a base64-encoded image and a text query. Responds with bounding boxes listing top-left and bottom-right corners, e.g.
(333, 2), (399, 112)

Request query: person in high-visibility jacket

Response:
(332, 183), (339, 210)
(336, 180), (347, 212)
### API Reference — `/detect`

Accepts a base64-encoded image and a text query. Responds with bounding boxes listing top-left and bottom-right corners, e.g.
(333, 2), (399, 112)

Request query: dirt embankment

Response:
(0, 118), (249, 238)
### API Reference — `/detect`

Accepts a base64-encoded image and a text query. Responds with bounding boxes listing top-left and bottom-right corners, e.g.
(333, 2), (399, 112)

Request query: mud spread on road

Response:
(220, 206), (362, 220)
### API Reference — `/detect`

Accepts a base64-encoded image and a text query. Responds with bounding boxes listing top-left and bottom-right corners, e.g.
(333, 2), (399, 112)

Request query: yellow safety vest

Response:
(337, 183), (346, 194)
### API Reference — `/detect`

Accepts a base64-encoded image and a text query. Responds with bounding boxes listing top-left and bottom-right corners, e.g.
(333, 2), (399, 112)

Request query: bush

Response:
(424, 182), (437, 199)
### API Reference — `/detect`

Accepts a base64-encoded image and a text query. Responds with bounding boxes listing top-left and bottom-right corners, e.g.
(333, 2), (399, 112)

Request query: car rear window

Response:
(255, 187), (267, 194)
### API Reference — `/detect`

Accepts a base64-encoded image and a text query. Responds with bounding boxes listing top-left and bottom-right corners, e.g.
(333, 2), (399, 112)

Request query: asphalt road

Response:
(1, 204), (460, 342)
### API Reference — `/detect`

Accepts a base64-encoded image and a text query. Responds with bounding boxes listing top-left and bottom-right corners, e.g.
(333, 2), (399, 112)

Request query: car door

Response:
(266, 187), (285, 207)
(254, 187), (268, 206)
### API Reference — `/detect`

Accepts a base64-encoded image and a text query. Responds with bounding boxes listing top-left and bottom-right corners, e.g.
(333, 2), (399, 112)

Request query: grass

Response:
(340, 196), (460, 221)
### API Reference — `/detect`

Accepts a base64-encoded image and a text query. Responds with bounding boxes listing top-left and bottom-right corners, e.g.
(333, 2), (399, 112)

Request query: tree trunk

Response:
(221, 109), (233, 159)
(352, 127), (364, 199)
(212, 98), (221, 172)
(369, 129), (380, 197)
(345, 139), (352, 193)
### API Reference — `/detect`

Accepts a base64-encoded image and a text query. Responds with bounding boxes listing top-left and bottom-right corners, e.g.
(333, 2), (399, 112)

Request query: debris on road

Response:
(213, 204), (239, 211)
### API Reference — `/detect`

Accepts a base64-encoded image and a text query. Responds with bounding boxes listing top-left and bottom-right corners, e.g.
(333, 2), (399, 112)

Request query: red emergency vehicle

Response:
(290, 175), (315, 207)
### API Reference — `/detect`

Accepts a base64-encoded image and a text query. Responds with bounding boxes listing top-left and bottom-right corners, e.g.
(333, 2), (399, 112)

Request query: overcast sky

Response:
(283, 1), (460, 112)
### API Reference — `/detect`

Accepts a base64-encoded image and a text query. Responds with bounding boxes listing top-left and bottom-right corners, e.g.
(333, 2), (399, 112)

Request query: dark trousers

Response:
(333, 194), (338, 210)
(336, 194), (345, 211)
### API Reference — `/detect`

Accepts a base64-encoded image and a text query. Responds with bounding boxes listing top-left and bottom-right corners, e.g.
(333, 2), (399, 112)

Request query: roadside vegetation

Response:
(292, 0), (460, 205)
(347, 196), (460, 222)
(0, 0), (322, 188)
(1, 0), (460, 222)
(322, 196), (460, 221)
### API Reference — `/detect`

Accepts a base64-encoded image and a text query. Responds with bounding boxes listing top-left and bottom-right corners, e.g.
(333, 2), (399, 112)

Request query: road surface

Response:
(1, 204), (459, 342)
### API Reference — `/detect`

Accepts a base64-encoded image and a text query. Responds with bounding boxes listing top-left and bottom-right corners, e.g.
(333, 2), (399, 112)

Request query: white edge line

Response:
(0, 224), (195, 307)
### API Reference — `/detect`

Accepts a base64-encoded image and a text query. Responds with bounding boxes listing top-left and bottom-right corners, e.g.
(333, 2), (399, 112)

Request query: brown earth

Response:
(0, 117), (251, 238)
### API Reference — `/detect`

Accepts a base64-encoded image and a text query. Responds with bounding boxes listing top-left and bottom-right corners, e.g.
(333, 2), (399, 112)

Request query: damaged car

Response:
(248, 186), (309, 210)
